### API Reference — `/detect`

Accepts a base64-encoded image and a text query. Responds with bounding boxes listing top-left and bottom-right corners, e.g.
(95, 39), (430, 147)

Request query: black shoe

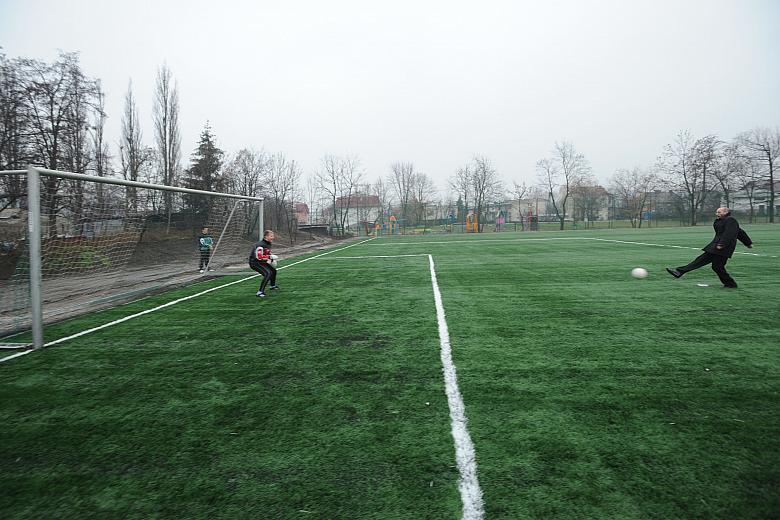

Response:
(722, 284), (738, 289)
(666, 267), (683, 278)
(269, 285), (279, 290)
(256, 291), (266, 298)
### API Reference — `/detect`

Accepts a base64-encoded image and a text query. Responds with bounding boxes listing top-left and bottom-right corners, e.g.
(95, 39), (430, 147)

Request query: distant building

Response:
(294, 202), (310, 225)
(729, 180), (780, 218)
(322, 193), (382, 231)
(505, 198), (548, 222)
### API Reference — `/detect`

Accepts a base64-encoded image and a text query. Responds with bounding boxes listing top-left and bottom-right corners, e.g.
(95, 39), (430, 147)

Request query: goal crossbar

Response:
(1, 167), (264, 202)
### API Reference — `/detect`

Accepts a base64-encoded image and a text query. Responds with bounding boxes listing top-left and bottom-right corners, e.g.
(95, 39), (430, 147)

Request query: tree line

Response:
(534, 129), (778, 230)
(2, 50), (777, 240)
(0, 51), (299, 238)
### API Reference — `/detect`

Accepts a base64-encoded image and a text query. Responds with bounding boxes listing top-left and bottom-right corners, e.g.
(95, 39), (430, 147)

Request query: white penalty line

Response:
(0, 237), (378, 363)
(589, 238), (777, 258)
(329, 252), (484, 519)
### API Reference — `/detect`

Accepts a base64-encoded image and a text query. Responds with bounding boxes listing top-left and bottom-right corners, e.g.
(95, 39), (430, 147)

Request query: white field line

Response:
(0, 350), (34, 362)
(371, 235), (776, 259)
(589, 238), (777, 258)
(321, 253), (484, 519)
(369, 237), (590, 246)
(427, 254), (484, 519)
(328, 254), (429, 260)
(0, 238), (377, 364)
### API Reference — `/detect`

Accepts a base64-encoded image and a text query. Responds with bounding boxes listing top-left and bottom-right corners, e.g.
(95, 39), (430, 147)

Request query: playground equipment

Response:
(389, 215), (399, 234)
(466, 212), (478, 233)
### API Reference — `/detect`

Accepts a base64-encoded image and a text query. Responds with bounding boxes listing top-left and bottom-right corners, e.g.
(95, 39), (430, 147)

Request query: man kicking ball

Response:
(249, 230), (279, 298)
(666, 207), (753, 288)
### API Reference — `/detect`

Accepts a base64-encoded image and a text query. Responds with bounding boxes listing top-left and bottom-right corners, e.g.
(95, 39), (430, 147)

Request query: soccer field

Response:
(1, 226), (778, 519)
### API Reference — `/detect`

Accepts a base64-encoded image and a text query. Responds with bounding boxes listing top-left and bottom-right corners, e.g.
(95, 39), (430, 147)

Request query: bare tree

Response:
(571, 185), (607, 227)
(537, 141), (591, 230)
(738, 127), (779, 223)
(119, 81), (145, 214)
(139, 147), (162, 213)
(609, 167), (659, 227)
(732, 155), (764, 223)
(225, 148), (267, 234)
(153, 64), (182, 227)
(17, 52), (101, 235)
(389, 161), (416, 230)
(0, 52), (29, 211)
(715, 142), (745, 209)
(303, 175), (320, 225)
(691, 134), (722, 215)
(471, 155), (502, 232)
(90, 87), (111, 179)
(264, 152), (302, 241)
(315, 155), (364, 235)
(513, 180), (529, 201)
(449, 166), (472, 223)
(537, 158), (561, 226)
(512, 181), (529, 225)
(657, 131), (719, 226)
(371, 176), (394, 225)
(412, 171), (437, 230)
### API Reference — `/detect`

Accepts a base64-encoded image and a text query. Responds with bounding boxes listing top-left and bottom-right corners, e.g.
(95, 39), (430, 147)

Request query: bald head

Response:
(716, 207), (731, 218)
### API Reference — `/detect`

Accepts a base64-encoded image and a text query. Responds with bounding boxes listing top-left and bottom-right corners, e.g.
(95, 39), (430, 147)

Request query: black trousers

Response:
(677, 252), (737, 287)
(249, 259), (277, 292)
(199, 250), (211, 270)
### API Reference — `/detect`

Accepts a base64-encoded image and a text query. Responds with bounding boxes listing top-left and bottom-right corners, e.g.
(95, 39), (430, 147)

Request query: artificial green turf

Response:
(426, 225), (779, 519)
(1, 256), (461, 519)
(1, 226), (778, 519)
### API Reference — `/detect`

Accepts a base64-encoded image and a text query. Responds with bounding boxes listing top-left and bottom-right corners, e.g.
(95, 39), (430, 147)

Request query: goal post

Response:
(0, 166), (264, 350)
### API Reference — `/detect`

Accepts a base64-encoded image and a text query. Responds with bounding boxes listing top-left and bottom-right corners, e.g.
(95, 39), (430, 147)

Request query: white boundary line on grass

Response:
(368, 235), (777, 259)
(589, 238), (778, 258)
(324, 253), (485, 519)
(428, 254), (484, 520)
(0, 238), (377, 364)
(367, 237), (591, 246)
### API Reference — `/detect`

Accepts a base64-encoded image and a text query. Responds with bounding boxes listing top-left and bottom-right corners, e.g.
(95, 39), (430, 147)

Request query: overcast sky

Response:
(2, 0), (779, 193)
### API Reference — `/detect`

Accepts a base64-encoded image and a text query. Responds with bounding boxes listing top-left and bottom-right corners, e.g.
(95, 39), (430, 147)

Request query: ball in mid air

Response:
(631, 267), (648, 279)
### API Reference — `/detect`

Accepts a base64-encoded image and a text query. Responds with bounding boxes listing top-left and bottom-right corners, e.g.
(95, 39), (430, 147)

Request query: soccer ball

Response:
(631, 267), (648, 279)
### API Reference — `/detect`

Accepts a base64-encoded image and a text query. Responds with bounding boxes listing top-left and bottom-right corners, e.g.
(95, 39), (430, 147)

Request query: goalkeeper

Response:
(249, 229), (279, 298)
(198, 227), (213, 273)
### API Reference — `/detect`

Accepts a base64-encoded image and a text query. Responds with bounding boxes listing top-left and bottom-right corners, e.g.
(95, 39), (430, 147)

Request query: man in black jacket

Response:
(249, 229), (279, 298)
(666, 207), (753, 288)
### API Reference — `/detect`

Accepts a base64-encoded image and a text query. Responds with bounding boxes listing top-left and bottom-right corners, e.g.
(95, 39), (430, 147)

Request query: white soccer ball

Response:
(631, 267), (648, 279)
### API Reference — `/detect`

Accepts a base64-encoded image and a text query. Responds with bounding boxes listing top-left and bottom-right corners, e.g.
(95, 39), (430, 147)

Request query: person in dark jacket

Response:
(666, 207), (753, 288)
(248, 229), (279, 298)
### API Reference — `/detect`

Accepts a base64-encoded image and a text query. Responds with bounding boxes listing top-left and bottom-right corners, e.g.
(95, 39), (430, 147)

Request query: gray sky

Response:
(2, 0), (779, 193)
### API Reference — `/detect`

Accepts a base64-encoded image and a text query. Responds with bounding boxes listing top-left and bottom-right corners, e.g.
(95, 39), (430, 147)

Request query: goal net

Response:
(0, 168), (263, 348)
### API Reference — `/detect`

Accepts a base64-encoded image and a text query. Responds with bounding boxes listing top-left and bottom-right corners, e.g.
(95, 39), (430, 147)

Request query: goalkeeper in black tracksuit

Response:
(249, 229), (279, 298)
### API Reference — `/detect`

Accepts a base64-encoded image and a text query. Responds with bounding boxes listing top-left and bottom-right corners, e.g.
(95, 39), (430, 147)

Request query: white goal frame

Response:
(1, 166), (264, 350)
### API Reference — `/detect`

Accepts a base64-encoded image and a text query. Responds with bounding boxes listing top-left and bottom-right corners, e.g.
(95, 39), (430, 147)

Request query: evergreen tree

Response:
(183, 122), (225, 219)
